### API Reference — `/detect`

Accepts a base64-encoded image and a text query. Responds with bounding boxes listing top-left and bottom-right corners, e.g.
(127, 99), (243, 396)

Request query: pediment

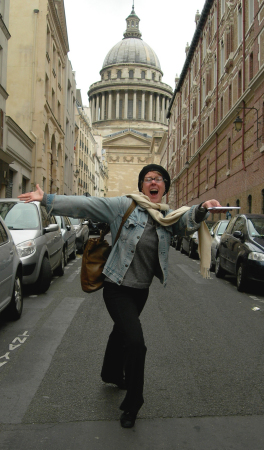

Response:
(103, 131), (151, 148)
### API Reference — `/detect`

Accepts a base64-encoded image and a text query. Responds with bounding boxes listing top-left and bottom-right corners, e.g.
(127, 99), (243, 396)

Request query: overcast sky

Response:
(64, 0), (206, 105)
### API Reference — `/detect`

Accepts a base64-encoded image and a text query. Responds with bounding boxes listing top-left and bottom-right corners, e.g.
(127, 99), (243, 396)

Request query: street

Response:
(0, 245), (264, 450)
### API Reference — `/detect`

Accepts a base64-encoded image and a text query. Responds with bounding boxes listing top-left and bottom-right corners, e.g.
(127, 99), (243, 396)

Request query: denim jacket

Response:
(44, 194), (204, 287)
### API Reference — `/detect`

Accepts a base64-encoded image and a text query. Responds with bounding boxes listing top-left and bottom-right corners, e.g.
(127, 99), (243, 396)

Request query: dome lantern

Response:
(123, 2), (142, 39)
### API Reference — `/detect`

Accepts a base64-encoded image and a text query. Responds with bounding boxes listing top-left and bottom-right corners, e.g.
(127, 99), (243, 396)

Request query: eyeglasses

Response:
(143, 176), (165, 183)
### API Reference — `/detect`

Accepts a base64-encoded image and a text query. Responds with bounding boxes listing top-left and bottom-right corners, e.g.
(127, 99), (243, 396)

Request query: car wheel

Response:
(237, 261), (247, 292)
(37, 257), (52, 293)
(215, 255), (225, 278)
(188, 242), (196, 259)
(55, 249), (65, 277)
(79, 240), (85, 255)
(69, 243), (77, 260)
(180, 241), (185, 254)
(6, 272), (23, 320)
(64, 246), (68, 266)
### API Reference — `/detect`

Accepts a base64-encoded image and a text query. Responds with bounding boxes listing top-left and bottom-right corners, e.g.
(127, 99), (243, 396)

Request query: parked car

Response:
(180, 231), (199, 259)
(174, 235), (182, 251)
(179, 220), (215, 259)
(0, 216), (23, 320)
(87, 219), (107, 236)
(210, 220), (229, 271)
(0, 199), (65, 294)
(54, 215), (76, 265)
(68, 217), (89, 253)
(215, 214), (264, 291)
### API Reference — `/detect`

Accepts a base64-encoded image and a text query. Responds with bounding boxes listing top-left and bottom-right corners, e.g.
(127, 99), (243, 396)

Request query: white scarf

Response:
(127, 193), (212, 279)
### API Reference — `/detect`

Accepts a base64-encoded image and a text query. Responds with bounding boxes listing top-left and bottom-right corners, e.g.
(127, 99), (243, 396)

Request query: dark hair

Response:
(138, 164), (171, 196)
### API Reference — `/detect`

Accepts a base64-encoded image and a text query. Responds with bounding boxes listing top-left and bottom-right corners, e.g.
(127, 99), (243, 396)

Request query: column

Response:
(95, 94), (99, 122)
(116, 91), (119, 119)
(149, 93), (153, 121)
(101, 93), (105, 120)
(108, 91), (112, 120)
(156, 95), (160, 122)
(142, 91), (145, 120)
(124, 90), (128, 119)
(162, 95), (165, 123)
(133, 90), (137, 119)
(92, 96), (96, 123)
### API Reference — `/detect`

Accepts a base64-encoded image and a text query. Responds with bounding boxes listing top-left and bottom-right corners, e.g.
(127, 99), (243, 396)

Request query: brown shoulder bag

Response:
(81, 200), (136, 293)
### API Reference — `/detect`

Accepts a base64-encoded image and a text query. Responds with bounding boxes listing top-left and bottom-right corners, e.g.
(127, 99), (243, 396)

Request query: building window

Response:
(221, 0), (225, 17)
(220, 97), (223, 120)
(238, 70), (242, 98)
(128, 99), (133, 119)
(152, 73), (155, 81)
(248, 195), (252, 213)
(220, 39), (224, 75)
(229, 84), (232, 109)
(214, 54), (217, 87)
(249, 52), (253, 81)
(0, 109), (3, 148)
(262, 189), (264, 214)
(249, 0), (254, 26)
(238, 5), (243, 45)
(117, 70), (121, 78)
(138, 100), (142, 119)
(227, 137), (231, 169)
(141, 71), (145, 79)
(108, 71), (111, 80)
(236, 199), (240, 208)
(129, 70), (134, 79)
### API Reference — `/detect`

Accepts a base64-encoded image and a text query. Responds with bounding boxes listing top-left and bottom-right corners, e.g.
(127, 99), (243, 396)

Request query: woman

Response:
(19, 164), (225, 428)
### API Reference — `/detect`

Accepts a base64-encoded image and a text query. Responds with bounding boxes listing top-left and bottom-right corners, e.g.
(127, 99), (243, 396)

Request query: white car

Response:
(0, 199), (65, 294)
(210, 220), (229, 271)
(0, 216), (23, 320)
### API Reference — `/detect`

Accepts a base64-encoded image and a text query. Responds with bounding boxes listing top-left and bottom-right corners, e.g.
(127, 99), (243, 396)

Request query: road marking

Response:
(66, 266), (81, 283)
(0, 297), (85, 423)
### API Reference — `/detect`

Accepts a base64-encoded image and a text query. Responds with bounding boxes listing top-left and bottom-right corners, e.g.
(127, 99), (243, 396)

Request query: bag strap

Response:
(98, 200), (137, 244)
(114, 200), (137, 245)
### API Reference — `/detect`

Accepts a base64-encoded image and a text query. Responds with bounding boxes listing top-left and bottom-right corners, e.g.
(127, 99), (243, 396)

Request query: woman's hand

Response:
(202, 199), (230, 214)
(18, 184), (44, 203)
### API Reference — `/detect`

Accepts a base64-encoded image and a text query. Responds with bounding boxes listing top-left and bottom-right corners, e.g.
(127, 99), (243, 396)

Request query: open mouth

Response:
(149, 189), (159, 197)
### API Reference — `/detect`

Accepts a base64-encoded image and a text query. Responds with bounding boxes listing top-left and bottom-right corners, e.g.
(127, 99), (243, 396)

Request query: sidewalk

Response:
(1, 415), (264, 450)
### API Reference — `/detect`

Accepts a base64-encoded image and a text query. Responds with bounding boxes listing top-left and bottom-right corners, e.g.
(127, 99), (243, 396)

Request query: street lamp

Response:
(233, 116), (243, 132)
(184, 160), (190, 169)
(233, 107), (261, 146)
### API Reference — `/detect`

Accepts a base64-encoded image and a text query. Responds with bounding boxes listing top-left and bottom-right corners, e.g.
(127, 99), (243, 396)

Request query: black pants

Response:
(101, 283), (149, 414)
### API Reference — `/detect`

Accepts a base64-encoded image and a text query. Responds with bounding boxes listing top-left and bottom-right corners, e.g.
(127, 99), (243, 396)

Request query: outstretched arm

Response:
(18, 184), (44, 203)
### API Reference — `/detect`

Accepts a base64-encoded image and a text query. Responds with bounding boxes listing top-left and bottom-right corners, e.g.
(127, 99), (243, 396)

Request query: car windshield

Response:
(218, 221), (228, 235)
(69, 217), (80, 225)
(0, 202), (39, 230)
(248, 218), (264, 238)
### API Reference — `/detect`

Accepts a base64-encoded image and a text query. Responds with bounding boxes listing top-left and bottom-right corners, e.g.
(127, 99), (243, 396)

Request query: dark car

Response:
(215, 214), (264, 291)
(87, 219), (107, 236)
(210, 220), (229, 271)
(180, 231), (199, 259)
(68, 217), (89, 254)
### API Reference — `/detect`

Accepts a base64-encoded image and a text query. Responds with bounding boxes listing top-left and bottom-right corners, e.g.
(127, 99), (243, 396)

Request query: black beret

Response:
(138, 164), (171, 196)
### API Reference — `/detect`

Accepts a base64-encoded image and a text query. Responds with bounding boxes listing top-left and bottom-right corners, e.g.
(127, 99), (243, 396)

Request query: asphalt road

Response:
(0, 244), (264, 450)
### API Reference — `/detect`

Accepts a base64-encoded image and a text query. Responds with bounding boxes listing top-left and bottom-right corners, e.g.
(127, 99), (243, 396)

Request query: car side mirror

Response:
(66, 225), (71, 231)
(233, 230), (243, 239)
(83, 220), (89, 225)
(210, 231), (215, 237)
(43, 224), (59, 234)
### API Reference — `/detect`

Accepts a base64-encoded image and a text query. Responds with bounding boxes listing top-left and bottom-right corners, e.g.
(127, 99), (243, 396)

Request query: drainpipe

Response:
(214, 0), (220, 188)
(31, 9), (39, 189)
(241, 0), (246, 170)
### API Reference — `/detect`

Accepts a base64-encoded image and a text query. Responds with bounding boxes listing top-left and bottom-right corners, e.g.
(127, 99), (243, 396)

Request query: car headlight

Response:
(16, 239), (36, 258)
(248, 252), (264, 262)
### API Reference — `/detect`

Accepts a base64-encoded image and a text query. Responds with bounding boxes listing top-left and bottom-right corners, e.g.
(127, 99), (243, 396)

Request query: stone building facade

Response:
(88, 5), (173, 197)
(167, 0), (264, 217)
(6, 0), (72, 195)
